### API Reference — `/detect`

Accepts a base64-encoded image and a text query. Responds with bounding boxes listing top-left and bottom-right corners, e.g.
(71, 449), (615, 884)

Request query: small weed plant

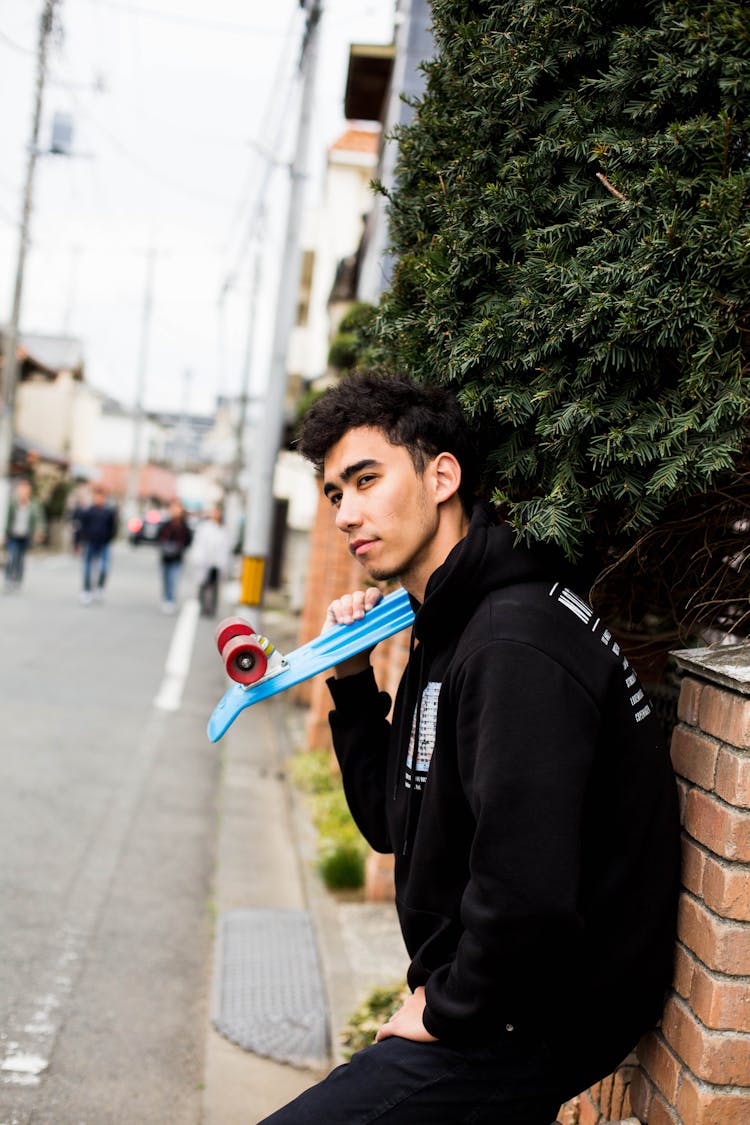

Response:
(339, 981), (409, 1059)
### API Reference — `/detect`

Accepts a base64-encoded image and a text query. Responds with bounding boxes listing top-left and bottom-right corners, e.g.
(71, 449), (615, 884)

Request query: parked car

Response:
(127, 508), (164, 545)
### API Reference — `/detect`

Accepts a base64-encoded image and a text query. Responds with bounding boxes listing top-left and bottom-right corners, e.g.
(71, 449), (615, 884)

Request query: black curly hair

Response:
(297, 370), (480, 514)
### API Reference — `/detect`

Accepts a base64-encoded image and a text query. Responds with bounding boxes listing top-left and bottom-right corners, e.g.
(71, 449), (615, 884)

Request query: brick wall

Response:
(629, 645), (750, 1124)
(563, 645), (750, 1124)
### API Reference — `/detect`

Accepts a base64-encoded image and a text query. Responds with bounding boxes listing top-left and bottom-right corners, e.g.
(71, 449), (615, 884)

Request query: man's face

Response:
(323, 426), (441, 592)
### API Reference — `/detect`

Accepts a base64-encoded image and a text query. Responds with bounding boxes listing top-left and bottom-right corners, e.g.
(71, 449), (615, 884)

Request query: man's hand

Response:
(375, 986), (437, 1044)
(323, 588), (382, 678)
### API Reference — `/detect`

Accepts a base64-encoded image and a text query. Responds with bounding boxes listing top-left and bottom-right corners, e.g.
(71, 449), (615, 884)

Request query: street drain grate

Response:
(212, 908), (329, 1069)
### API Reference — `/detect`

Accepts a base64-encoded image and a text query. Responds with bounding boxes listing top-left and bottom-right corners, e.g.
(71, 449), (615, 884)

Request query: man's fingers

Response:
(323, 588), (382, 631)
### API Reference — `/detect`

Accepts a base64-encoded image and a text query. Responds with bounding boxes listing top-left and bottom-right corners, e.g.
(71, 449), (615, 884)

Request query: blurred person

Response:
(191, 505), (231, 617)
(3, 478), (44, 591)
(77, 485), (118, 605)
(157, 500), (193, 613)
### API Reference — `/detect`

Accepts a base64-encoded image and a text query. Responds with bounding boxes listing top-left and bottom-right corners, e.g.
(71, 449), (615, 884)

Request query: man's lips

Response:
(350, 538), (377, 557)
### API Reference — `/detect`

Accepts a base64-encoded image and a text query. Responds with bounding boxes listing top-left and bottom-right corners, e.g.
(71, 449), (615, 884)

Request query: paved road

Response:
(0, 543), (224, 1124)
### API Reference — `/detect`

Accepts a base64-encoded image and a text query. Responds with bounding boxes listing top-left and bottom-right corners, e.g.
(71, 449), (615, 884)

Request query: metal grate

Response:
(212, 908), (329, 1070)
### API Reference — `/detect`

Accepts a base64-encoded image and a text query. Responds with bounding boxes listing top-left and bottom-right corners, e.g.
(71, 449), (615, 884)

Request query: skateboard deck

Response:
(207, 587), (414, 742)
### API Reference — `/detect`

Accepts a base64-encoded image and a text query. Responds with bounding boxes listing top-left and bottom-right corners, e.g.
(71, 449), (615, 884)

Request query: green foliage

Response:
(339, 981), (409, 1059)
(318, 845), (365, 890)
(329, 303), (379, 371)
(289, 749), (367, 891)
(327, 332), (360, 371)
(373, 1), (750, 635)
(43, 478), (74, 520)
(338, 301), (377, 335)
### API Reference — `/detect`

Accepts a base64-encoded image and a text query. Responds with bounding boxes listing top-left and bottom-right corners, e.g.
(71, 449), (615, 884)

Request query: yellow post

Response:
(240, 555), (265, 607)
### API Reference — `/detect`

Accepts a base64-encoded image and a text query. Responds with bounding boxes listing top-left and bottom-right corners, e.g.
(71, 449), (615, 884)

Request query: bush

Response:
(373, 0), (750, 643)
(318, 844), (365, 890)
(289, 749), (368, 891)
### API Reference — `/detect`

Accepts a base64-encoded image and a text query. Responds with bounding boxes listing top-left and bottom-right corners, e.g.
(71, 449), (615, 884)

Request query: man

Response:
(261, 372), (680, 1124)
(191, 505), (231, 617)
(77, 484), (118, 604)
(4, 478), (44, 591)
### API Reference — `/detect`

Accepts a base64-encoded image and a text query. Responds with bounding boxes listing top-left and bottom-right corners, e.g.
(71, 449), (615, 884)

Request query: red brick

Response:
(610, 1065), (634, 1120)
(684, 788), (750, 862)
(689, 958), (750, 1032)
(630, 1065), (655, 1120)
(676, 1069), (750, 1125)
(555, 1100), (578, 1125)
(681, 836), (707, 897)
(364, 850), (395, 903)
(702, 855), (750, 922)
(638, 1031), (682, 1102)
(699, 684), (750, 750)
(678, 894), (750, 974)
(671, 726), (720, 789)
(678, 677), (704, 726)
(676, 777), (691, 822)
(648, 1087), (680, 1125)
(673, 943), (696, 999)
(715, 747), (750, 809)
(576, 1090), (600, 1125)
(662, 995), (750, 1085)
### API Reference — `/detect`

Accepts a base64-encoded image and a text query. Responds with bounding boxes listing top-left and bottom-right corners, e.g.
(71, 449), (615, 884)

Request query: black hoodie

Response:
(327, 503), (680, 1095)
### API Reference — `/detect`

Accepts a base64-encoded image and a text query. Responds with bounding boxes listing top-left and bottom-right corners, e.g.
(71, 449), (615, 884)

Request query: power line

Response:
(0, 27), (36, 56)
(218, 4), (303, 255)
(83, 0), (297, 37)
(56, 85), (237, 208)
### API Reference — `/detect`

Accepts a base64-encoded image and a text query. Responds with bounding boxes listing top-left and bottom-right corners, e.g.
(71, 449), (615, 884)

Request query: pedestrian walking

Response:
(191, 505), (231, 617)
(77, 485), (118, 604)
(3, 478), (44, 591)
(157, 500), (193, 613)
(259, 371), (681, 1124)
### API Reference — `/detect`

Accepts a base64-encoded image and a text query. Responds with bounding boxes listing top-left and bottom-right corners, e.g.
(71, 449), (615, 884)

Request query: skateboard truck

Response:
(208, 587), (415, 742)
(214, 617), (287, 686)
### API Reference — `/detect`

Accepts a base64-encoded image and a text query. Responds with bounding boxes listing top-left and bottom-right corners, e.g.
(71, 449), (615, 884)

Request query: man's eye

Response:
(357, 474), (376, 487)
(328, 493), (342, 507)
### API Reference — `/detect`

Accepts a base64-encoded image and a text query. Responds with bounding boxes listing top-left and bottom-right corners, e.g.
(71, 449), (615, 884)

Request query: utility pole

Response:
(223, 240), (263, 556)
(0, 0), (59, 534)
(124, 246), (156, 523)
(238, 0), (322, 609)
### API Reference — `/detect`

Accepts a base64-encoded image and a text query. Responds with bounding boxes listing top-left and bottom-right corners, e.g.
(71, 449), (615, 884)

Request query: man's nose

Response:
(335, 491), (362, 531)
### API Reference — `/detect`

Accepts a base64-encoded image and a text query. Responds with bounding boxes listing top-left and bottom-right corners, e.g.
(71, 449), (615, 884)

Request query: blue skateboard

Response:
(207, 587), (414, 742)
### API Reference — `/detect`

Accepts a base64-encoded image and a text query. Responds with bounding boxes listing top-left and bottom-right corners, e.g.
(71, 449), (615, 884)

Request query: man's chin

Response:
(357, 560), (400, 584)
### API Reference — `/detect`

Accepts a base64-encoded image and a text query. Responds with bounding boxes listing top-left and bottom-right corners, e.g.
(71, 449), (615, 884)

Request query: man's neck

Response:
(402, 505), (470, 604)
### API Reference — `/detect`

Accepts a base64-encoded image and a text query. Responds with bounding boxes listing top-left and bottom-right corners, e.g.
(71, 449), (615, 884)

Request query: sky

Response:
(0, 0), (396, 416)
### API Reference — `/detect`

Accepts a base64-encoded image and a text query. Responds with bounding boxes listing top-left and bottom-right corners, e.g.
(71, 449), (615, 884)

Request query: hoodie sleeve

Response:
(327, 668), (394, 854)
(422, 638), (599, 1042)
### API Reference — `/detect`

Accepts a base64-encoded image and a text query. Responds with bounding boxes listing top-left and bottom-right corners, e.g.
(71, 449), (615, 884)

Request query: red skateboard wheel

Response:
(214, 616), (254, 654)
(221, 636), (268, 685)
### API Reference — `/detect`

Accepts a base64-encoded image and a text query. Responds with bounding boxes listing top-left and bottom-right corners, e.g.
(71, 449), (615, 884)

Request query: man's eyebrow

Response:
(323, 458), (381, 497)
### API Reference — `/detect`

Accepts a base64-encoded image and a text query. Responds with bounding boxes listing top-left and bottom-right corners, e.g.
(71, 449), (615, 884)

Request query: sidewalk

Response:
(201, 597), (407, 1124)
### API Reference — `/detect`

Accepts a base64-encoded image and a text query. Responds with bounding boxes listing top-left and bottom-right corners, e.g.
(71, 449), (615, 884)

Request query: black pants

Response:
(257, 1032), (565, 1125)
(199, 566), (219, 616)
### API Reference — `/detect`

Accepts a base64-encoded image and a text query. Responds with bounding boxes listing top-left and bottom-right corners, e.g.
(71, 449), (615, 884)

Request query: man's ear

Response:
(431, 452), (462, 505)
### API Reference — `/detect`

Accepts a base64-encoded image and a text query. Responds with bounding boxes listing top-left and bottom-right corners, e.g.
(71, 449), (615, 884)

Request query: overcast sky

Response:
(0, 0), (395, 415)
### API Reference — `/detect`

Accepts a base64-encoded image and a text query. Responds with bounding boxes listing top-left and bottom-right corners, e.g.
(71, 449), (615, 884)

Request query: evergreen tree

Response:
(373, 0), (750, 639)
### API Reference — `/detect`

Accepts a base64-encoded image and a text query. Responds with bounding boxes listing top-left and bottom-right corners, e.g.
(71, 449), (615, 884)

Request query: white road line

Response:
(154, 598), (200, 711)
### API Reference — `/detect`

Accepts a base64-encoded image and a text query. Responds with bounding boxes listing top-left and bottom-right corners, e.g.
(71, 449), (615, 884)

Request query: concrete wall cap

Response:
(672, 644), (750, 696)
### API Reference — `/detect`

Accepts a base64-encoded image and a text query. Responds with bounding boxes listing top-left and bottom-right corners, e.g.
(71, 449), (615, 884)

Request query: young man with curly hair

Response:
(260, 371), (680, 1125)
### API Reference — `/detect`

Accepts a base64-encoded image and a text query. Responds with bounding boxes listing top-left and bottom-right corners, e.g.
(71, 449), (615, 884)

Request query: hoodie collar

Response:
(412, 502), (557, 645)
